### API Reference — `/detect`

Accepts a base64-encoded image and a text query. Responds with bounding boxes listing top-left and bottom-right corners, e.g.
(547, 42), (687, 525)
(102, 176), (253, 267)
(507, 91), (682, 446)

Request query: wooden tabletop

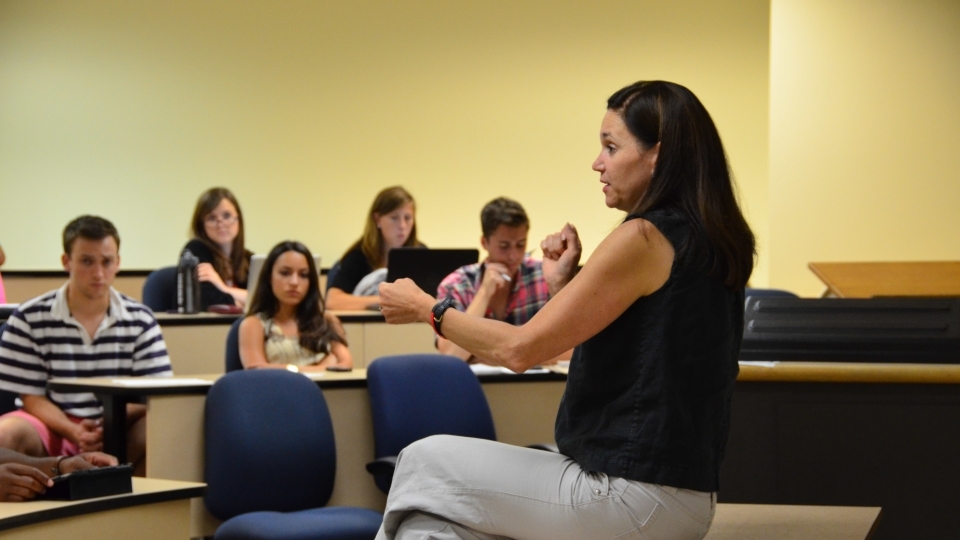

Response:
(0, 477), (205, 531)
(153, 310), (387, 325)
(550, 361), (960, 384)
(808, 261), (960, 298)
(705, 504), (881, 540)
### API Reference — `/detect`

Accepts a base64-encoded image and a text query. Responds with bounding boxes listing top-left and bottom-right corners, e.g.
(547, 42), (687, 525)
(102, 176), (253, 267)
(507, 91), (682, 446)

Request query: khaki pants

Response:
(377, 435), (716, 540)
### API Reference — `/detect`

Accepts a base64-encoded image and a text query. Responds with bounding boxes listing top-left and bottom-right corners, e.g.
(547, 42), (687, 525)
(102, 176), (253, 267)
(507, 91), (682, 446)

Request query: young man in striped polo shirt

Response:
(0, 215), (172, 476)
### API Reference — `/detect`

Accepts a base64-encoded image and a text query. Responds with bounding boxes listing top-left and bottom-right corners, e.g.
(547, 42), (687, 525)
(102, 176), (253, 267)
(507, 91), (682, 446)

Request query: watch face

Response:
(434, 298), (453, 320)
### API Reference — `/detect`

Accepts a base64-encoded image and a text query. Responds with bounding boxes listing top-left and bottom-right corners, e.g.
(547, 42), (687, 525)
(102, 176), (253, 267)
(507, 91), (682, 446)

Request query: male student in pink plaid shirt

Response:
(436, 198), (571, 365)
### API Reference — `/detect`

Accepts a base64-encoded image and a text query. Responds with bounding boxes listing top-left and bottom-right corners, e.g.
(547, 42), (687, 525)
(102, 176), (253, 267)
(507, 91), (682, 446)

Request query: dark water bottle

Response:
(177, 250), (201, 314)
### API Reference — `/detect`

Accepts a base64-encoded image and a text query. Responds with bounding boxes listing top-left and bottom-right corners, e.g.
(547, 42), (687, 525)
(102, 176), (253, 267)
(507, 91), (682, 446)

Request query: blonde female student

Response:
(239, 241), (351, 372)
(326, 186), (424, 310)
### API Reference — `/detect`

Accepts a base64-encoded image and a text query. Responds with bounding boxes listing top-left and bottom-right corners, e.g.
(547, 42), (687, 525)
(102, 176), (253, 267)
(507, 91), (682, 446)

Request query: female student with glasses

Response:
(181, 187), (254, 310)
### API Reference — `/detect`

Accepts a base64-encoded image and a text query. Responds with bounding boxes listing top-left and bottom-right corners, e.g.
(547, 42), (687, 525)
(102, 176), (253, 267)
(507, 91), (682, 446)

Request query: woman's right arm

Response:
(238, 316), (279, 369)
(325, 288), (380, 311)
(380, 219), (675, 373)
(325, 247), (382, 311)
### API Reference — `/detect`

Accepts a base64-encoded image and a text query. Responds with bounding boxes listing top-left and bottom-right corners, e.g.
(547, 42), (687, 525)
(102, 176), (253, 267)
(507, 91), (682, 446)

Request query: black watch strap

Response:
(431, 297), (456, 338)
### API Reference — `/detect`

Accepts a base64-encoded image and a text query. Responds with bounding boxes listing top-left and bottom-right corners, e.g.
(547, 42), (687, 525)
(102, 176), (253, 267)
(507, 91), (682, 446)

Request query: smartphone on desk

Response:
(326, 365), (353, 372)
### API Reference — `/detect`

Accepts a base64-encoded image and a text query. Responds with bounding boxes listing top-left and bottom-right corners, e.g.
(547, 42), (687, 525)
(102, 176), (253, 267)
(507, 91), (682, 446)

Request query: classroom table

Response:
(0, 477), (204, 540)
(49, 361), (960, 540)
(49, 368), (567, 537)
(704, 504), (881, 540)
(1, 270), (147, 304)
(808, 261), (960, 298)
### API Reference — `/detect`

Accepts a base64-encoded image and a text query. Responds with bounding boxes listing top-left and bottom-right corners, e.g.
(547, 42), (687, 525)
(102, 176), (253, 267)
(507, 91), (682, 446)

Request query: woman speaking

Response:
(377, 81), (755, 540)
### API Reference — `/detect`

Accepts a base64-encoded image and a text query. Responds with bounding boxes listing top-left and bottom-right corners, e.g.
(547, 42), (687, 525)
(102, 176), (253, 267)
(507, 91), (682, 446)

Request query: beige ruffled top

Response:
(259, 314), (330, 367)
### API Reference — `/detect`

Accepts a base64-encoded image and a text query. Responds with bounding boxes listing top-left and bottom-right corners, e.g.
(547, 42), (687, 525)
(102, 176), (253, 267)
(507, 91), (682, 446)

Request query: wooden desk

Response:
(808, 261), (960, 298)
(49, 360), (959, 540)
(0, 477), (204, 540)
(49, 369), (566, 537)
(705, 504), (881, 540)
(726, 362), (960, 540)
(1, 270), (148, 304)
(154, 313), (237, 375)
(156, 311), (436, 375)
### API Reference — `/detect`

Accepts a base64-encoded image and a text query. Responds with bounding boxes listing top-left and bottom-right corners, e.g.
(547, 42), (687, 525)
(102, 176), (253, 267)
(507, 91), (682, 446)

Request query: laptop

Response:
(247, 253), (322, 297)
(386, 248), (479, 296)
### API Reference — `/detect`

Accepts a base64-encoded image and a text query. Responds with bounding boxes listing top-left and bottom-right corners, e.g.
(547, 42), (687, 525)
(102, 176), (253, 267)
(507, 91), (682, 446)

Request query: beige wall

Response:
(0, 0), (771, 285)
(769, 0), (960, 296)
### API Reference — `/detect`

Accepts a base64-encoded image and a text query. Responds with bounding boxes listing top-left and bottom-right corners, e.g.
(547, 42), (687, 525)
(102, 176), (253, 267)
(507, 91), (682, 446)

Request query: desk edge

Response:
(0, 484), (205, 532)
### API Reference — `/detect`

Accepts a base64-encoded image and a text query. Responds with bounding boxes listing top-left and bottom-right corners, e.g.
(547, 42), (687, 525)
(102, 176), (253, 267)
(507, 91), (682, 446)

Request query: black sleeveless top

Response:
(554, 208), (743, 492)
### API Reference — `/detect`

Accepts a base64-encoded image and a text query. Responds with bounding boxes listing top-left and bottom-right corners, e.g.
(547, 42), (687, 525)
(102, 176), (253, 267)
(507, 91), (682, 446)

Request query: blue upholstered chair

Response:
(142, 266), (178, 312)
(365, 354), (499, 493)
(204, 370), (382, 540)
(325, 260), (342, 293)
(0, 322), (17, 416)
(224, 317), (244, 372)
(745, 287), (798, 299)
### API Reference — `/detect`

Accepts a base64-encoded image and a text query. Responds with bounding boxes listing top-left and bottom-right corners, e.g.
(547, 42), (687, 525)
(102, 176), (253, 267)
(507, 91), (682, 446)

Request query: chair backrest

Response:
(745, 287), (798, 299)
(325, 260), (341, 292)
(367, 354), (496, 457)
(142, 266), (178, 312)
(204, 370), (337, 520)
(741, 296), (960, 363)
(0, 322), (17, 416)
(224, 317), (244, 372)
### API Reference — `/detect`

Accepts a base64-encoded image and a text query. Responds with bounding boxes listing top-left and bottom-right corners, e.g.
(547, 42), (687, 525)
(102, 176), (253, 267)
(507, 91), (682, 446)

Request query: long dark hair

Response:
(247, 241), (344, 353)
(190, 187), (252, 285)
(607, 81), (755, 288)
(345, 186), (422, 269)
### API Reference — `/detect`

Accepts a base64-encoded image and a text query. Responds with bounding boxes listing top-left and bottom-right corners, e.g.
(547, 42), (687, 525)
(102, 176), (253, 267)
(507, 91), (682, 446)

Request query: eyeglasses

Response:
(204, 213), (239, 226)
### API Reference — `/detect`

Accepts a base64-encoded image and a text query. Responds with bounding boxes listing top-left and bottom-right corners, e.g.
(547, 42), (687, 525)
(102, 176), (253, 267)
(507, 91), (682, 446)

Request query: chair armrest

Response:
(526, 443), (559, 453)
(365, 455), (399, 476)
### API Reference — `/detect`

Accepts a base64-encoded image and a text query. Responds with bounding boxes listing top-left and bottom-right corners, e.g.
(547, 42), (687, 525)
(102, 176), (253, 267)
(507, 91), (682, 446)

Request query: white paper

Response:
(738, 361), (780, 368)
(470, 364), (548, 376)
(109, 378), (213, 387)
(303, 372), (326, 380)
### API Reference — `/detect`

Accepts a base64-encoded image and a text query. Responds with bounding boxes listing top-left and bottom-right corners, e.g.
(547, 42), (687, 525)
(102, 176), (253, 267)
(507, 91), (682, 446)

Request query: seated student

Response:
(240, 241), (352, 372)
(0, 241), (6, 303)
(0, 448), (117, 502)
(326, 186), (424, 311)
(181, 187), (253, 310)
(0, 216), (173, 477)
(436, 197), (568, 364)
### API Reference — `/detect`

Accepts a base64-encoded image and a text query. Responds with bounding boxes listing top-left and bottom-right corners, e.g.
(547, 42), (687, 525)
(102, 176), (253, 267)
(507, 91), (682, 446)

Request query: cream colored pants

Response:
(376, 435), (716, 540)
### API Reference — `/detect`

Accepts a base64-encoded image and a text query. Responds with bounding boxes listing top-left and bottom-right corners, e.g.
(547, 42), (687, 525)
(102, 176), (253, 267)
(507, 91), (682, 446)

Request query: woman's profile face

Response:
(592, 111), (659, 212)
(271, 251), (311, 308)
(375, 201), (415, 250)
(203, 198), (240, 249)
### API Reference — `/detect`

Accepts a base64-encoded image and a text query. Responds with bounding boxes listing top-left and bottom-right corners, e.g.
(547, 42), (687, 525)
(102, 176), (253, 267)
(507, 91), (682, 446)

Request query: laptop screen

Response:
(386, 248), (479, 296)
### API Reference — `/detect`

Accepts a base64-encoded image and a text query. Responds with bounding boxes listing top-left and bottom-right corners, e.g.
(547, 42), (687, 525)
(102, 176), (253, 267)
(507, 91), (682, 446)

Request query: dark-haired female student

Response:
(376, 80), (756, 540)
(181, 187), (253, 310)
(239, 241), (351, 372)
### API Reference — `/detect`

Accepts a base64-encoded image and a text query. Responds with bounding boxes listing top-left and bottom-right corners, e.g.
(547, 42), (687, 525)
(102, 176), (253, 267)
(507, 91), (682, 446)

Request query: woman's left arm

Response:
(328, 341), (353, 369)
(379, 219), (675, 372)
